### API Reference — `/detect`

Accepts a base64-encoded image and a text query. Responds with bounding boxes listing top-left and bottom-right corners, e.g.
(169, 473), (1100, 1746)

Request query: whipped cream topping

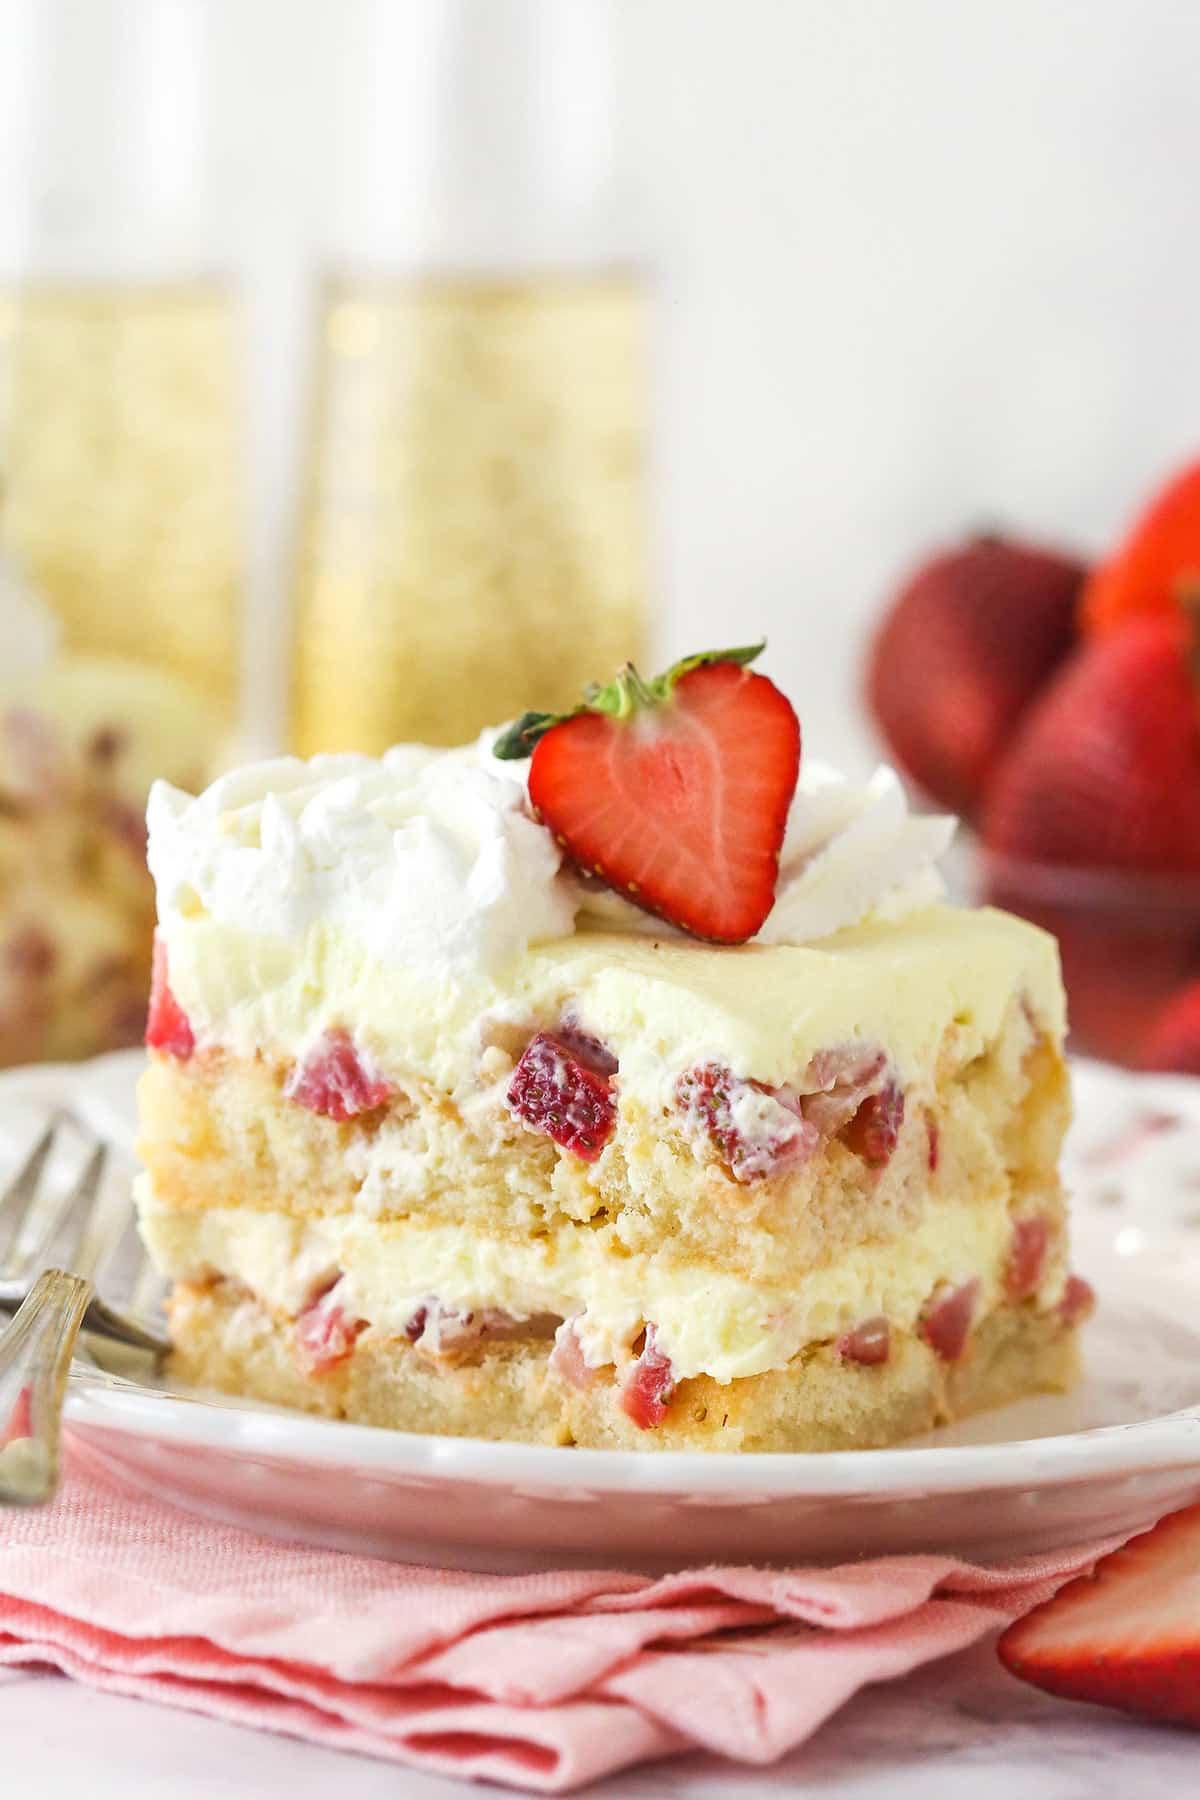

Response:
(147, 746), (575, 984)
(576, 758), (955, 946)
(147, 732), (955, 979)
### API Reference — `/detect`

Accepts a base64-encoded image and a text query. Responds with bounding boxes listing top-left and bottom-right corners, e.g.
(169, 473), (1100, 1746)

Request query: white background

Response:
(5, 0), (1200, 768)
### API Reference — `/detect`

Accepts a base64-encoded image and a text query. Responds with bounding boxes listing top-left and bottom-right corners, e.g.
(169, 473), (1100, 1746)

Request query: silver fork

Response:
(0, 1114), (169, 1506)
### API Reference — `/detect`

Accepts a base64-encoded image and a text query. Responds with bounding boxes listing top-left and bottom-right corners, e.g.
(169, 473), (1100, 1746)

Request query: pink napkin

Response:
(0, 1446), (1114, 1792)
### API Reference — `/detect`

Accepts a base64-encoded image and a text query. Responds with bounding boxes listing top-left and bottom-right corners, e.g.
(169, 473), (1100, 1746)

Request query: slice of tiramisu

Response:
(136, 646), (1090, 1450)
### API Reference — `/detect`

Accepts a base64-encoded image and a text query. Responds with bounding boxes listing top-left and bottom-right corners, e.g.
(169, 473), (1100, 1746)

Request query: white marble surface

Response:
(2, 1642), (1194, 1799)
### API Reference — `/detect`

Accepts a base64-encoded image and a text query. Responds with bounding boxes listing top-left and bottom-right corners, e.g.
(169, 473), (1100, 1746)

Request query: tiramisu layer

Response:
(134, 713), (1089, 1450)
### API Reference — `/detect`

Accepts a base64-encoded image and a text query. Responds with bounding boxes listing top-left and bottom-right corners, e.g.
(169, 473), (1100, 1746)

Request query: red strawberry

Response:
(293, 1285), (364, 1376)
(867, 535), (1084, 818)
(919, 1278), (980, 1362)
(1142, 979), (1200, 1075)
(1082, 458), (1200, 638)
(1005, 1215), (1049, 1300)
(620, 1328), (676, 1429)
(982, 613), (1200, 873)
(145, 935), (194, 1060)
(675, 1061), (818, 1182)
(837, 1316), (890, 1366)
(507, 1030), (617, 1161)
(285, 1028), (392, 1122)
(839, 1081), (905, 1168)
(999, 1503), (1200, 1726)
(494, 645), (800, 944)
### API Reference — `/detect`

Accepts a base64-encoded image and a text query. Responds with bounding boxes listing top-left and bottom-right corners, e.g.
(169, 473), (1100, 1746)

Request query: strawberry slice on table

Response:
(493, 644), (800, 944)
(999, 1503), (1200, 1726)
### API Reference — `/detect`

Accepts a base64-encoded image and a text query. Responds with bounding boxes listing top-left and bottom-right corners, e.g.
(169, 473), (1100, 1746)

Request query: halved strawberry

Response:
(494, 645), (800, 943)
(999, 1503), (1200, 1726)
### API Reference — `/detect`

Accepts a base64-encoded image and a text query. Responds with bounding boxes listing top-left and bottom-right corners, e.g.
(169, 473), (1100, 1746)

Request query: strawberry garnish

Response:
(1143, 978), (1200, 1076)
(867, 535), (1083, 818)
(285, 1028), (392, 1122)
(982, 610), (1200, 873)
(1082, 458), (1200, 638)
(494, 645), (800, 943)
(145, 935), (194, 1060)
(999, 1503), (1200, 1726)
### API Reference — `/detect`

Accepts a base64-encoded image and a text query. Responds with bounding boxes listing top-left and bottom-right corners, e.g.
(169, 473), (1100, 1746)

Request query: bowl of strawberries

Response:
(868, 459), (1200, 1072)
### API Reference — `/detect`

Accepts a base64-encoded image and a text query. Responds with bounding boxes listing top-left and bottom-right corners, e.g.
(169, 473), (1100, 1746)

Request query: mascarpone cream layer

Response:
(138, 1181), (1065, 1384)
(158, 903), (1065, 1107)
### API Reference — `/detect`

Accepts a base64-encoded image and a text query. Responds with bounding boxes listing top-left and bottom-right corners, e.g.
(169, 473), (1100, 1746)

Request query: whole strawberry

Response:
(981, 612), (1200, 873)
(1142, 979), (1200, 1075)
(1082, 456), (1200, 638)
(866, 534), (1085, 819)
(494, 644), (800, 943)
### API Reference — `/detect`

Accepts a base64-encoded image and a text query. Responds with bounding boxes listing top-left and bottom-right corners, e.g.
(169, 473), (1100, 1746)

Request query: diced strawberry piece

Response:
(1, 1385), (33, 1446)
(919, 1278), (981, 1362)
(800, 1043), (888, 1136)
(620, 1328), (676, 1429)
(506, 1031), (616, 1161)
(145, 935), (194, 1059)
(549, 1319), (596, 1390)
(926, 1113), (940, 1172)
(676, 1062), (819, 1182)
(404, 1298), (556, 1355)
(1059, 1273), (1096, 1325)
(839, 1082), (905, 1168)
(285, 1028), (392, 1122)
(837, 1316), (890, 1366)
(293, 1286), (364, 1375)
(1005, 1215), (1050, 1300)
(556, 1021), (619, 1077)
(999, 1502), (1200, 1726)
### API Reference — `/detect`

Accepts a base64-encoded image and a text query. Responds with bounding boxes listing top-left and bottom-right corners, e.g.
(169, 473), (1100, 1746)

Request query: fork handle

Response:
(0, 1269), (92, 1506)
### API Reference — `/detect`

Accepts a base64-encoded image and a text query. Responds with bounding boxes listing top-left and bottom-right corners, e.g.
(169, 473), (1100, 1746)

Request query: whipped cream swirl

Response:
(147, 735), (955, 979)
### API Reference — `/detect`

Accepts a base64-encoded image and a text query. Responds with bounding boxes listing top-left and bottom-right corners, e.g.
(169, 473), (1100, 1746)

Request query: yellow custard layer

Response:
(161, 903), (1064, 1108)
(137, 1180), (1067, 1384)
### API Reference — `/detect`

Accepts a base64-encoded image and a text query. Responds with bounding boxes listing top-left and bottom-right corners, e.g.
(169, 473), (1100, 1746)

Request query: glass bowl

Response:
(975, 851), (1200, 1068)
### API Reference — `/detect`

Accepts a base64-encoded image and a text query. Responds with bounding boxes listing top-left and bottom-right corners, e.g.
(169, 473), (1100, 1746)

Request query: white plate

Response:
(6, 1051), (1200, 1571)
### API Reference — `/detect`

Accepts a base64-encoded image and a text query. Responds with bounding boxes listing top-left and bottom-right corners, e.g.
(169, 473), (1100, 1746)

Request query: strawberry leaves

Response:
(492, 643), (767, 760)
